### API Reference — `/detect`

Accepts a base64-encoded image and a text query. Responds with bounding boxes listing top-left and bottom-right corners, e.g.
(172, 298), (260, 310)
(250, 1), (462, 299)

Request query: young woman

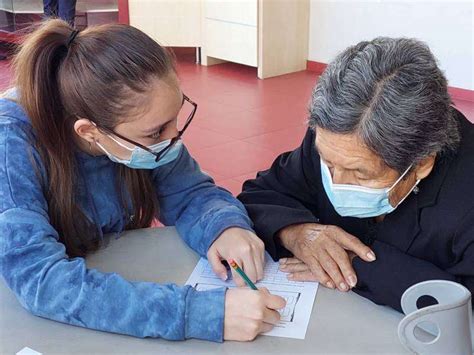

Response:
(0, 20), (285, 342)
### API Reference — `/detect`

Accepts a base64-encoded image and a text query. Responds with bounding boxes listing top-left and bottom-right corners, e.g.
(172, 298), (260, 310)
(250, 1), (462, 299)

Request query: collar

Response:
(416, 107), (468, 209)
(416, 153), (451, 209)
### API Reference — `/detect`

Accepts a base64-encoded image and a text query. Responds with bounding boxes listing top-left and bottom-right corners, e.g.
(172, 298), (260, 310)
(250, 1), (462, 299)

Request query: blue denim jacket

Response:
(0, 92), (254, 342)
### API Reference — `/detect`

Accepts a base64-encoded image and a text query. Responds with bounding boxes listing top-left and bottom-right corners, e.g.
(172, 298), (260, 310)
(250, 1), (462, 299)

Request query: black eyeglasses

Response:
(101, 94), (197, 163)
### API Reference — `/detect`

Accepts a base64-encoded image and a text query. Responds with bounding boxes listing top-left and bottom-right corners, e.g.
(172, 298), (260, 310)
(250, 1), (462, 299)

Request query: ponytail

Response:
(13, 20), (99, 256)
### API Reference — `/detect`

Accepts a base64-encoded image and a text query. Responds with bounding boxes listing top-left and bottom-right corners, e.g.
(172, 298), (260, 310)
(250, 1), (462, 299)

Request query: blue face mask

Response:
(320, 159), (420, 218)
(96, 135), (182, 169)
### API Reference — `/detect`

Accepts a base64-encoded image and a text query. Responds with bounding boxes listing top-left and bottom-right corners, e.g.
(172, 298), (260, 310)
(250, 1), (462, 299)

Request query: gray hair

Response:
(308, 37), (460, 174)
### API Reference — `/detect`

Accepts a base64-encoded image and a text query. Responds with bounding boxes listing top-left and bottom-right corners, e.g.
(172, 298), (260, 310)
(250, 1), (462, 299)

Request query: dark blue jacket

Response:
(238, 108), (474, 312)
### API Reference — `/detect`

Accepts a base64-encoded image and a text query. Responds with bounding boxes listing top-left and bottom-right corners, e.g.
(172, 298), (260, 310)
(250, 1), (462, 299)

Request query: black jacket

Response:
(238, 109), (474, 312)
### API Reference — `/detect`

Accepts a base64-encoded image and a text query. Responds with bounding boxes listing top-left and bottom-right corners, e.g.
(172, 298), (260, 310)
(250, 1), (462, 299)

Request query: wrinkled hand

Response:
(278, 252), (357, 283)
(207, 228), (265, 286)
(277, 223), (376, 291)
(224, 287), (286, 341)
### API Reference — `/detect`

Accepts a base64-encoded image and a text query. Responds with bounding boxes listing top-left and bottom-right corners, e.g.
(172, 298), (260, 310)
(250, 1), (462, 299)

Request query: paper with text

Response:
(185, 253), (319, 339)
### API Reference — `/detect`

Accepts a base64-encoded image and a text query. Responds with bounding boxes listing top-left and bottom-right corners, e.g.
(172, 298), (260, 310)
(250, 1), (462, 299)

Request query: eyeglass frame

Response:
(97, 93), (197, 163)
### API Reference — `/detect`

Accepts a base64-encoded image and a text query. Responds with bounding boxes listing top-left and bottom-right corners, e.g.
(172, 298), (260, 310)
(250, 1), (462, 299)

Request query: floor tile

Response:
(243, 125), (308, 154)
(196, 102), (308, 140)
(214, 178), (244, 196)
(182, 125), (236, 153)
(192, 140), (277, 179)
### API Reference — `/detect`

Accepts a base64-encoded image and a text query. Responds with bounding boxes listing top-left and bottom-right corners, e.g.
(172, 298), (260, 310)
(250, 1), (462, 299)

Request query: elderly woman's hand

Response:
(277, 223), (376, 291)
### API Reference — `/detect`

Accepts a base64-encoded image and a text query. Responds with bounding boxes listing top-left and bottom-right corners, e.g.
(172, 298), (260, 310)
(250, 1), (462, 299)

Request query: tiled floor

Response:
(1, 53), (473, 196)
(175, 55), (314, 194)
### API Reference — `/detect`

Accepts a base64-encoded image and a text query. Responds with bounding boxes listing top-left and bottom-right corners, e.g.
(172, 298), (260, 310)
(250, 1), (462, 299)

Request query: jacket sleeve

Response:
(237, 128), (320, 259)
(0, 121), (225, 342)
(152, 144), (254, 257)
(352, 208), (474, 312)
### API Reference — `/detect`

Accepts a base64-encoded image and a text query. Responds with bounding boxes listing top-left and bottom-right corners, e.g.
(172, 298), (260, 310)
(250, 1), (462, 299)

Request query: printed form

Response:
(186, 253), (319, 339)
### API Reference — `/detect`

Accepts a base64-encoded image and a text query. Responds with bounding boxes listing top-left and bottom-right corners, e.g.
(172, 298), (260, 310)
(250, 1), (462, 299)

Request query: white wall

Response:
(308, 0), (474, 90)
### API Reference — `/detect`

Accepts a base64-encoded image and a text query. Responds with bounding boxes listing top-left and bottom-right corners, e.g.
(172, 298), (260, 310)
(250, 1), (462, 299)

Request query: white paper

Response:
(185, 253), (319, 339)
(16, 347), (42, 355)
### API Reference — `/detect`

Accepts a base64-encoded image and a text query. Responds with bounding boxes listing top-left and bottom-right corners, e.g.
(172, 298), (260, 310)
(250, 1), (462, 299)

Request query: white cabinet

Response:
(202, 0), (258, 67)
(257, 0), (310, 78)
(129, 0), (201, 47)
(128, 0), (309, 79)
(205, 0), (257, 26)
(202, 0), (309, 78)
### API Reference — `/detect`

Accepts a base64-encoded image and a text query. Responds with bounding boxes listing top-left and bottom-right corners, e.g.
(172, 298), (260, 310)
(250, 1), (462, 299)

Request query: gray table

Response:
(1, 227), (410, 354)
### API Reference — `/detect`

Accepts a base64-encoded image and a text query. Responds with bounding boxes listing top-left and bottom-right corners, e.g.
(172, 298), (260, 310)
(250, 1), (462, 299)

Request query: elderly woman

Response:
(238, 37), (474, 312)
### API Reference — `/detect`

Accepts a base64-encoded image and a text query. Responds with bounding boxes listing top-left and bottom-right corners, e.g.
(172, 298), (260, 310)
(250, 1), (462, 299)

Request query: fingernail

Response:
(280, 258), (287, 264)
(339, 282), (349, 291)
(326, 281), (335, 289)
(348, 275), (357, 287)
(220, 273), (228, 281)
(287, 273), (293, 279)
(367, 251), (376, 261)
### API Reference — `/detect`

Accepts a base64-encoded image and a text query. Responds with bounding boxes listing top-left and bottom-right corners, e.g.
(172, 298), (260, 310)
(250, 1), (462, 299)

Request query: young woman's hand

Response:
(224, 288), (286, 341)
(277, 223), (376, 291)
(207, 228), (265, 286)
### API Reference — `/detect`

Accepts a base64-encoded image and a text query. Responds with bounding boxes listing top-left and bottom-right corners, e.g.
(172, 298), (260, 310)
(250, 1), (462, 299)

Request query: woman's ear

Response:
(414, 155), (436, 180)
(73, 119), (101, 143)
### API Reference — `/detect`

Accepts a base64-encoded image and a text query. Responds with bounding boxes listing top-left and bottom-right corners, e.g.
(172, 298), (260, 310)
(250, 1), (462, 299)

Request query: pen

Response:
(229, 259), (258, 290)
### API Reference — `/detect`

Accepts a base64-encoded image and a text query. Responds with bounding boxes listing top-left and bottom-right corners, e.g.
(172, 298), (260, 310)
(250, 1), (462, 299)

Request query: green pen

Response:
(229, 259), (258, 290)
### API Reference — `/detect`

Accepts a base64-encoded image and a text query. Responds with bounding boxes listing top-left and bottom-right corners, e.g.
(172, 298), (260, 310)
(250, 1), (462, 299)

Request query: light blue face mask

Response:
(320, 159), (420, 218)
(96, 135), (182, 170)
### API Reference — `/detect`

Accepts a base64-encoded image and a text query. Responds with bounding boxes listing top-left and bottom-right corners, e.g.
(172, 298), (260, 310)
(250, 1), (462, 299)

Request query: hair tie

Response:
(67, 30), (80, 48)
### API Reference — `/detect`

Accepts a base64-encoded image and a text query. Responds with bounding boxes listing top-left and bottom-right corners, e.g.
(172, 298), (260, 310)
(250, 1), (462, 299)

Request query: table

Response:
(1, 227), (410, 354)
